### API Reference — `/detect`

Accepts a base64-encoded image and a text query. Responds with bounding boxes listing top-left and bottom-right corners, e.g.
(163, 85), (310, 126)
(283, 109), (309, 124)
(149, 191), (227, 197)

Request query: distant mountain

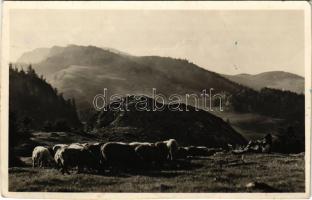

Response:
(16, 45), (243, 110)
(88, 95), (247, 147)
(9, 65), (81, 129)
(223, 71), (304, 94)
(17, 48), (51, 64)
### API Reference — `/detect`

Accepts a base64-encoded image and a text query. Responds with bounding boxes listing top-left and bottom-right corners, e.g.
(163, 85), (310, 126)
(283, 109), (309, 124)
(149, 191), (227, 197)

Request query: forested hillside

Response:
(9, 64), (81, 130)
(230, 88), (304, 120)
(229, 87), (305, 153)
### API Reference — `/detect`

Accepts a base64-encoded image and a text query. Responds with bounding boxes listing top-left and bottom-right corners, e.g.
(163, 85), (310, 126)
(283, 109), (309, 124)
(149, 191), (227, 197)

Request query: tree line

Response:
(9, 64), (82, 131)
(229, 87), (304, 121)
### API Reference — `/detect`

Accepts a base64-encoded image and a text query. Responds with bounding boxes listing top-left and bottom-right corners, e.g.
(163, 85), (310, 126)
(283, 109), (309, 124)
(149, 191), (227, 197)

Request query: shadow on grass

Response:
(99, 171), (132, 178)
(226, 161), (257, 167)
(33, 178), (67, 186)
(188, 156), (214, 161)
(129, 160), (203, 177)
(96, 160), (204, 178)
(135, 170), (184, 178)
(9, 167), (38, 174)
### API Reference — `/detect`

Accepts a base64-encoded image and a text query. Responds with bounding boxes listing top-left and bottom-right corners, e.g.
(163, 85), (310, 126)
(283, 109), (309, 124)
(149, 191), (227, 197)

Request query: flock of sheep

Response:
(32, 139), (224, 174)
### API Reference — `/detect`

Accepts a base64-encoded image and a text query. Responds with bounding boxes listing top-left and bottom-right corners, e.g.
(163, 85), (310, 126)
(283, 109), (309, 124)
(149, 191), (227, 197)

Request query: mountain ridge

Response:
(231, 71), (303, 79)
(16, 45), (244, 110)
(222, 71), (304, 94)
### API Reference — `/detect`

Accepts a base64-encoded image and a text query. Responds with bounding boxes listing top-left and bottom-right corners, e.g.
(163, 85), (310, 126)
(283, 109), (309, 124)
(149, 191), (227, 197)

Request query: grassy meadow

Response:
(9, 152), (305, 192)
(212, 109), (284, 140)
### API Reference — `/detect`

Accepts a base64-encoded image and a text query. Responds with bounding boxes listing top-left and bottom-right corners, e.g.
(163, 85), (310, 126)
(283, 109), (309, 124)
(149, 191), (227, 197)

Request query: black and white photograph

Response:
(1, 1), (311, 198)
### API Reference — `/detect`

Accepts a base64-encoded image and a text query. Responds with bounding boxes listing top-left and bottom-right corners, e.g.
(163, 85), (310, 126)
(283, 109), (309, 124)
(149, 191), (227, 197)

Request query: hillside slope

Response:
(88, 95), (247, 147)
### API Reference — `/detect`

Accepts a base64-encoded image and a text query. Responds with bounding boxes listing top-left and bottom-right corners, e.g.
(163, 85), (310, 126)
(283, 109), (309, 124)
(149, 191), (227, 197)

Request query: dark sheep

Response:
(135, 143), (167, 167)
(155, 141), (170, 162)
(84, 142), (105, 171)
(54, 145), (98, 174)
(101, 142), (141, 171)
(186, 146), (214, 157)
(176, 147), (188, 159)
(129, 142), (153, 149)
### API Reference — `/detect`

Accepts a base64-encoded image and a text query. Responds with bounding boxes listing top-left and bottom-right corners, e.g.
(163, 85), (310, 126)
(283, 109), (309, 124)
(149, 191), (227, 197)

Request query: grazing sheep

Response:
(164, 139), (179, 161)
(54, 145), (98, 174)
(176, 147), (188, 159)
(155, 141), (170, 162)
(52, 144), (68, 154)
(129, 142), (153, 149)
(134, 143), (164, 166)
(32, 146), (54, 168)
(84, 142), (105, 171)
(54, 147), (69, 174)
(186, 146), (211, 157)
(101, 142), (140, 170)
(68, 143), (86, 149)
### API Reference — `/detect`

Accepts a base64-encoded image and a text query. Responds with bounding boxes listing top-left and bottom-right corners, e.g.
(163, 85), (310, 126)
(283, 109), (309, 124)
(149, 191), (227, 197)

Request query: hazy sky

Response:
(10, 9), (304, 76)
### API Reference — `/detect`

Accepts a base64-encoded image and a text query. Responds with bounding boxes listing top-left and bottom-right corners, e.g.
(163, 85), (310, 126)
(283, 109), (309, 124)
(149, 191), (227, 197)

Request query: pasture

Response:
(9, 153), (305, 192)
(212, 110), (285, 140)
